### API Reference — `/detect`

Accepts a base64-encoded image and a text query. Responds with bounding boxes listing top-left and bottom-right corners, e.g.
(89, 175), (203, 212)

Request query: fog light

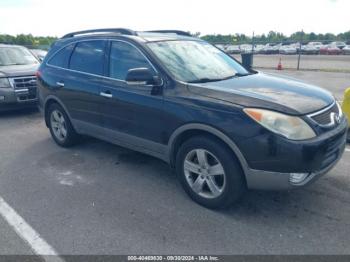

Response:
(289, 173), (309, 184)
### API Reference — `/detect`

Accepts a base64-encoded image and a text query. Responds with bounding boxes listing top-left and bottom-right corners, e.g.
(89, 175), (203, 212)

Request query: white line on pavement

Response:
(0, 196), (65, 262)
(346, 147), (350, 152)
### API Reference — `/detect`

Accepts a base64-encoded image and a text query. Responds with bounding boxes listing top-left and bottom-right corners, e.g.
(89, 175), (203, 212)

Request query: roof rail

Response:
(62, 28), (137, 38)
(143, 30), (192, 37)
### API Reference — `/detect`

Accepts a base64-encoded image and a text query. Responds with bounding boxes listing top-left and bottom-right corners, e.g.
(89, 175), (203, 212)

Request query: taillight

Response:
(35, 70), (41, 78)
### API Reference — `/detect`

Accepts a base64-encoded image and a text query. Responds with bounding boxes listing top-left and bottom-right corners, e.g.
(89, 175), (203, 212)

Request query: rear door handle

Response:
(56, 81), (65, 87)
(100, 91), (113, 98)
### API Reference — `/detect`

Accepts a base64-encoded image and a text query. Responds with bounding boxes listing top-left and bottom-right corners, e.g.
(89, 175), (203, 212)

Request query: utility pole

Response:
(297, 30), (303, 70)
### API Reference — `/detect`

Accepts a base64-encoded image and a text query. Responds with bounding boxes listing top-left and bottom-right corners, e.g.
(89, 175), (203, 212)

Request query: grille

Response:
(10, 76), (37, 101)
(319, 130), (346, 170)
(11, 76), (37, 90)
(310, 103), (339, 126)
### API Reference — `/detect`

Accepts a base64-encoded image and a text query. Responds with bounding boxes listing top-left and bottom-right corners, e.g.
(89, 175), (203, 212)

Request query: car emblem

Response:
(29, 79), (36, 84)
(330, 112), (340, 125)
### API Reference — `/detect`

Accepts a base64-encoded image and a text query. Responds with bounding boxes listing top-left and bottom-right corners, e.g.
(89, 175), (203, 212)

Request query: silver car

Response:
(343, 45), (350, 55)
(0, 44), (39, 111)
(279, 45), (297, 55)
(330, 41), (346, 49)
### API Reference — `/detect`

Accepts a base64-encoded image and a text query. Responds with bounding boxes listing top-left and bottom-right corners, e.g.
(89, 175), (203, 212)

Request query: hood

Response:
(0, 64), (39, 78)
(187, 72), (334, 115)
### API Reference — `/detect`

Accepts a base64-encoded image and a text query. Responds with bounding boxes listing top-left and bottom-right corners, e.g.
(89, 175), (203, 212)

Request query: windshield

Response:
(147, 40), (249, 83)
(0, 46), (39, 66)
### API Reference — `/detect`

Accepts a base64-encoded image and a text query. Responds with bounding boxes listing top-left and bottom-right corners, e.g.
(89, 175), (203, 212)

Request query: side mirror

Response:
(126, 68), (162, 86)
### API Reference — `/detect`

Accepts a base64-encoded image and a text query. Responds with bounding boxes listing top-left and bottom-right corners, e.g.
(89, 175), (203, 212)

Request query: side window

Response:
(69, 40), (105, 75)
(109, 41), (155, 80)
(48, 44), (74, 68)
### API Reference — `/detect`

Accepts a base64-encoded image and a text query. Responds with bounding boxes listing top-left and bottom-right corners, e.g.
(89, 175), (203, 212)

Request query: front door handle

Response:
(56, 81), (65, 87)
(100, 91), (113, 98)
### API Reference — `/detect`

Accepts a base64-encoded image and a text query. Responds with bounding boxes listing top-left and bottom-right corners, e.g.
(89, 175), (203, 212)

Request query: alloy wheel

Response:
(183, 149), (226, 199)
(50, 110), (67, 142)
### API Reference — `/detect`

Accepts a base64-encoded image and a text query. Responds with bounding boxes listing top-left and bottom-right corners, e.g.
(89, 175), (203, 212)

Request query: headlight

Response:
(0, 78), (11, 88)
(244, 108), (316, 140)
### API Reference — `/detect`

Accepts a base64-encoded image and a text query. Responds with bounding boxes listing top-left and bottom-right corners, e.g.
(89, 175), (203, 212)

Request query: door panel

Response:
(60, 71), (105, 126)
(101, 41), (165, 149)
(101, 81), (165, 143)
(61, 40), (107, 127)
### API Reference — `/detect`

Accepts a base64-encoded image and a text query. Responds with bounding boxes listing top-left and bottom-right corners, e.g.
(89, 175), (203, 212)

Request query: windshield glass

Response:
(147, 40), (249, 83)
(0, 46), (38, 66)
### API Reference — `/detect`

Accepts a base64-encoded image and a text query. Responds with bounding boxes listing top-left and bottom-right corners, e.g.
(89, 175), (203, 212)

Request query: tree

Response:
(0, 34), (57, 48)
(309, 32), (317, 41)
(15, 34), (35, 45)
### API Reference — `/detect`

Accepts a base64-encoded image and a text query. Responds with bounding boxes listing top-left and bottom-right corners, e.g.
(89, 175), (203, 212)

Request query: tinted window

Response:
(48, 44), (74, 68)
(70, 41), (105, 75)
(109, 41), (154, 80)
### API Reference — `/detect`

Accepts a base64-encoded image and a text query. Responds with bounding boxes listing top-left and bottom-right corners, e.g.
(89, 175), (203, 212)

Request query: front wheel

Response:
(176, 136), (246, 209)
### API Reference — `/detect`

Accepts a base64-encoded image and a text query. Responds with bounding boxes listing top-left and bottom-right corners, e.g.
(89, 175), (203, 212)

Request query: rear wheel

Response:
(48, 103), (79, 147)
(176, 136), (246, 209)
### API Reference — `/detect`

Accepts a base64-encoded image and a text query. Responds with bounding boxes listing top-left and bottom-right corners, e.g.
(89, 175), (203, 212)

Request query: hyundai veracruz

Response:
(37, 29), (348, 209)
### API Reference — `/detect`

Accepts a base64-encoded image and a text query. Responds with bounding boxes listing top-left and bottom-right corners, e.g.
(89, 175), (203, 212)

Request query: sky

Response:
(0, 0), (349, 37)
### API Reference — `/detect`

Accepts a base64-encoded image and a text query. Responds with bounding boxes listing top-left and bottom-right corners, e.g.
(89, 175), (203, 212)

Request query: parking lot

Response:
(233, 54), (350, 72)
(0, 69), (350, 256)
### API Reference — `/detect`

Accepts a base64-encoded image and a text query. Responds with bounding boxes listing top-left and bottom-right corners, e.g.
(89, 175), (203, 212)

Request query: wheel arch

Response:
(168, 124), (249, 177)
(43, 95), (74, 128)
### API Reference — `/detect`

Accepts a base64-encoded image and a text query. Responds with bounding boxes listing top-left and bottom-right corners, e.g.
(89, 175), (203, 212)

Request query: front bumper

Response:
(245, 118), (348, 190)
(0, 88), (38, 112)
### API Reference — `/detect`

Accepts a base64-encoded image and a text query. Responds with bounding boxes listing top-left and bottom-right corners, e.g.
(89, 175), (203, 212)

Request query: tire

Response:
(176, 136), (246, 209)
(47, 103), (79, 147)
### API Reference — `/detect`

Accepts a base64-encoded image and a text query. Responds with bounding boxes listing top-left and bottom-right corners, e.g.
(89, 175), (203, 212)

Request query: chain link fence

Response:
(212, 40), (350, 72)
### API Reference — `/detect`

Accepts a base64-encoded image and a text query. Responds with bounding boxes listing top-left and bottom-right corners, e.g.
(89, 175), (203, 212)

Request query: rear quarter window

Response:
(47, 44), (74, 68)
(69, 40), (106, 75)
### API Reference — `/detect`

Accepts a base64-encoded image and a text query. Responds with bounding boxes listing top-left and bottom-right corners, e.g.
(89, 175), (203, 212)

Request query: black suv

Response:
(37, 29), (348, 209)
(0, 44), (40, 111)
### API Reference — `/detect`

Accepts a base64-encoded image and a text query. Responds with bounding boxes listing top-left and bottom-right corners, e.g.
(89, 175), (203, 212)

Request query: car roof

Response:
(134, 32), (197, 42)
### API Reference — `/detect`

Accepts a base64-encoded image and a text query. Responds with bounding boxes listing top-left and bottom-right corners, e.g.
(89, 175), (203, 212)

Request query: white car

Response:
(307, 42), (323, 50)
(330, 41), (346, 49)
(272, 43), (282, 53)
(239, 44), (253, 53)
(260, 43), (275, 54)
(225, 45), (241, 54)
(301, 44), (319, 54)
(253, 44), (264, 53)
(343, 45), (350, 55)
(279, 45), (297, 55)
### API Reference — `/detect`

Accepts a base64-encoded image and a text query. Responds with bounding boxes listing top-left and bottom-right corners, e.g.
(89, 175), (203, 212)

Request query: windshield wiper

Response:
(4, 63), (29, 66)
(234, 72), (250, 77)
(187, 73), (250, 83)
(187, 78), (225, 83)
